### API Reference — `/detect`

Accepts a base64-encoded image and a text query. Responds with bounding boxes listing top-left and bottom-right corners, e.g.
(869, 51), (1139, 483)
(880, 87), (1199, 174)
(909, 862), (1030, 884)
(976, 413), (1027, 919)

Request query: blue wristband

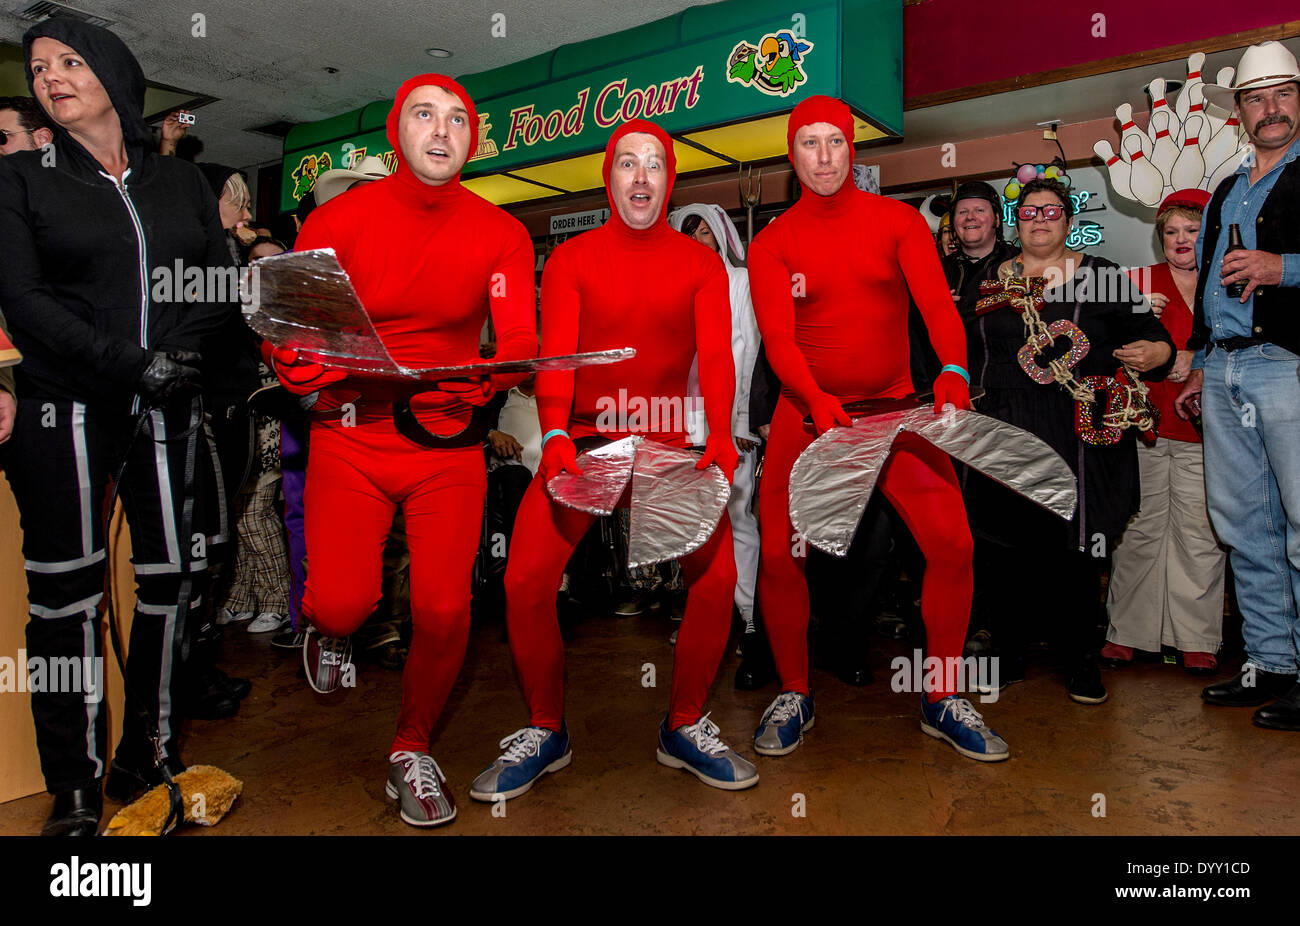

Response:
(542, 429), (569, 447)
(939, 364), (971, 385)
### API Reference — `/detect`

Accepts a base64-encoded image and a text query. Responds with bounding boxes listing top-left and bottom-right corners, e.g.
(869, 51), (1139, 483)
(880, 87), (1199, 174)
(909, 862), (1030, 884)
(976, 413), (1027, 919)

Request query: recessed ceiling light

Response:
(426, 48), (452, 58)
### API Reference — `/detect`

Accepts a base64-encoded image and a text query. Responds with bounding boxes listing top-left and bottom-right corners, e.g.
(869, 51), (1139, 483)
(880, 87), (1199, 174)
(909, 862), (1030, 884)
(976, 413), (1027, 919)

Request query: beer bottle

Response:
(1225, 224), (1246, 299)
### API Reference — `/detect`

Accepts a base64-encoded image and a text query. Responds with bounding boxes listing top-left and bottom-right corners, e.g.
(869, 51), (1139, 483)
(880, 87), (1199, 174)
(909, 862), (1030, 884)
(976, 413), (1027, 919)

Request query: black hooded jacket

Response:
(0, 19), (236, 407)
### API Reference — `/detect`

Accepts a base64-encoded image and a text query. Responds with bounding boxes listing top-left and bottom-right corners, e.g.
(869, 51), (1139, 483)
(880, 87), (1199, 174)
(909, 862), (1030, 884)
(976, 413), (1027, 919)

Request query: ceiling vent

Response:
(246, 120), (297, 139)
(16, 1), (115, 28)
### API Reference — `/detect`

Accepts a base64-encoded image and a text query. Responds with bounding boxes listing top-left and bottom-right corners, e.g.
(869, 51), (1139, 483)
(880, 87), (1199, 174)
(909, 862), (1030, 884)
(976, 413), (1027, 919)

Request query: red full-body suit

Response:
(747, 96), (974, 701)
(504, 119), (739, 731)
(288, 75), (537, 754)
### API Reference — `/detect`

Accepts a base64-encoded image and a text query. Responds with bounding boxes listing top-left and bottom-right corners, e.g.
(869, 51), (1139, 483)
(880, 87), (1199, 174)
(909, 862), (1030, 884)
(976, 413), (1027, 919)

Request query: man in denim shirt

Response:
(1176, 41), (1300, 728)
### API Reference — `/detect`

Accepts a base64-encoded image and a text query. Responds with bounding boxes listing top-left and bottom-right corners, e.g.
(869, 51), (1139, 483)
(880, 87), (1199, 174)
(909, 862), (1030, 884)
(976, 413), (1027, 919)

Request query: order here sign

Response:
(549, 209), (610, 235)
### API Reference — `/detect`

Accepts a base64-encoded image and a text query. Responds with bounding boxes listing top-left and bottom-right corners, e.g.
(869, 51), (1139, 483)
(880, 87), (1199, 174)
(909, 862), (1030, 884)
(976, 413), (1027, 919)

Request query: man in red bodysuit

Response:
(271, 74), (538, 826)
(746, 96), (1010, 762)
(469, 119), (753, 798)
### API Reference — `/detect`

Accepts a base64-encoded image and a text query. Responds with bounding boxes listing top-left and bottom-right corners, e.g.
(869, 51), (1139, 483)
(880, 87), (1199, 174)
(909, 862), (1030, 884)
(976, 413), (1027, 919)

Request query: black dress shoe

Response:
(42, 787), (102, 836)
(104, 754), (186, 804)
(1202, 667), (1296, 707)
(213, 666), (252, 701)
(963, 629), (993, 659)
(1253, 683), (1300, 730)
(181, 664), (241, 719)
(873, 613), (908, 640)
(835, 663), (873, 687)
(1067, 658), (1108, 704)
(735, 657), (777, 691)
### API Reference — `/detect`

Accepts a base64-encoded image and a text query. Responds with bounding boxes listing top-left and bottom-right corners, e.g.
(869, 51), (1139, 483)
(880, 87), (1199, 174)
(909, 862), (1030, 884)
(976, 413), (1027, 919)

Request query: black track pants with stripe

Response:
(2, 396), (216, 793)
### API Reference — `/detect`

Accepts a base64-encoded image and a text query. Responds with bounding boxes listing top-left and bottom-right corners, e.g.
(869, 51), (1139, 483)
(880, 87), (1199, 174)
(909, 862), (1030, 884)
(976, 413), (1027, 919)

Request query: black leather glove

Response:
(138, 350), (202, 404)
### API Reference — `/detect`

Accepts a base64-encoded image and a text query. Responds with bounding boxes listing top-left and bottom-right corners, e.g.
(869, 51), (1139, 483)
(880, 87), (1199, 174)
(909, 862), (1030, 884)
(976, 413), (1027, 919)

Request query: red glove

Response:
(697, 433), (739, 484)
(932, 369), (971, 413)
(539, 434), (583, 481)
(807, 390), (852, 435)
(433, 376), (494, 407)
(271, 347), (346, 396)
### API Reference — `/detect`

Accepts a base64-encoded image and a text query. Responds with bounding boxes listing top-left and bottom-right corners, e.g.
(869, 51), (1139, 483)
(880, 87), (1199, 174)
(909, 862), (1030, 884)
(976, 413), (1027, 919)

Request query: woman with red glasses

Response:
(961, 177), (1174, 706)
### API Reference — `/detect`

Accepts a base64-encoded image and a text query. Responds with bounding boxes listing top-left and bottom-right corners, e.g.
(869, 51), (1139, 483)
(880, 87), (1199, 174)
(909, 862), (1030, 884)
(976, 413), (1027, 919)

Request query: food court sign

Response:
(462, 12), (847, 176)
(281, 0), (903, 209)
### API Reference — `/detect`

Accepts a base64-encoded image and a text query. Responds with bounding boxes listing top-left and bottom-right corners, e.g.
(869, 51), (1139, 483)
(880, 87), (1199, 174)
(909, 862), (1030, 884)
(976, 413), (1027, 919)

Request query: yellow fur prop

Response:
(105, 766), (243, 836)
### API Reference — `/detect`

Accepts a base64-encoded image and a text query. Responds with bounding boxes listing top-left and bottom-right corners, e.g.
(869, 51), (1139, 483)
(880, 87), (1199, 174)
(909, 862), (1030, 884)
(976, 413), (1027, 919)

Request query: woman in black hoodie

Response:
(0, 21), (237, 835)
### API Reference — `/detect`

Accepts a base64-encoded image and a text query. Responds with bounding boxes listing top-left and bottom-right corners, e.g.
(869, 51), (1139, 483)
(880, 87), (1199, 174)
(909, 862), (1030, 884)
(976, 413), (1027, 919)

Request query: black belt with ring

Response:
(392, 399), (491, 449)
(1211, 336), (1264, 353)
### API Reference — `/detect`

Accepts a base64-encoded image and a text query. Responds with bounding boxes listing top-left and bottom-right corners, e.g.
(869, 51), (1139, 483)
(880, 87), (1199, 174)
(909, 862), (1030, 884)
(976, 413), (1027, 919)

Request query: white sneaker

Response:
(217, 607), (254, 625)
(247, 612), (287, 634)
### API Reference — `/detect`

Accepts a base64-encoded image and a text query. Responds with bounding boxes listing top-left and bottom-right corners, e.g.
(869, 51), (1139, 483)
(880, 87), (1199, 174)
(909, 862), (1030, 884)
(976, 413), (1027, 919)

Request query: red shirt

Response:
(537, 219), (733, 446)
(1128, 263), (1199, 444)
(747, 180), (966, 410)
(295, 168), (537, 433)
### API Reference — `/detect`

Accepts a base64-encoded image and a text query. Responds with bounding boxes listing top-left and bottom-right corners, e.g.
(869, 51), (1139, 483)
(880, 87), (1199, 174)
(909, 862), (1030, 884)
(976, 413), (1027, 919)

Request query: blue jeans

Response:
(1202, 344), (1300, 676)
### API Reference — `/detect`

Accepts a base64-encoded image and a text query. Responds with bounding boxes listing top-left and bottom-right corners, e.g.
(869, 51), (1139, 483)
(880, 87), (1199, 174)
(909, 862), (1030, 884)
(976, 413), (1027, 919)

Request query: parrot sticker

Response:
(290, 151), (333, 201)
(726, 31), (813, 97)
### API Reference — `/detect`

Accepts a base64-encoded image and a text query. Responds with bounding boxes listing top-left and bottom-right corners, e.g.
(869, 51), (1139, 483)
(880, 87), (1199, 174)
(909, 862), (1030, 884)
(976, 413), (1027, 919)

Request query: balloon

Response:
(1045, 166), (1059, 178)
(1004, 181), (1021, 199)
(1016, 164), (1037, 184)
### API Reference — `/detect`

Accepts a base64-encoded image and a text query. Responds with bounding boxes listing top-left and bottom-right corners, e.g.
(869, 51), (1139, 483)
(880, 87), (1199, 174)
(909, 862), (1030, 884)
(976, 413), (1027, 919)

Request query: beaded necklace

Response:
(976, 258), (1158, 445)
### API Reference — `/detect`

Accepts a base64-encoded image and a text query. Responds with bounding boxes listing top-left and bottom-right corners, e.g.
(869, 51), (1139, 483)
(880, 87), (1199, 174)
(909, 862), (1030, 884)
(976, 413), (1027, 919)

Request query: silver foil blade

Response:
(244, 248), (404, 376)
(790, 407), (1078, 557)
(789, 412), (910, 557)
(628, 441), (730, 569)
(245, 248), (635, 381)
(546, 437), (640, 516)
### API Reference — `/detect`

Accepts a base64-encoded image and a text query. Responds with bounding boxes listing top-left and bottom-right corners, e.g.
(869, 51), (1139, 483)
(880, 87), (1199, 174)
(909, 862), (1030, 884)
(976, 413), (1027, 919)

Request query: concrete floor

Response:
(2, 609), (1297, 836)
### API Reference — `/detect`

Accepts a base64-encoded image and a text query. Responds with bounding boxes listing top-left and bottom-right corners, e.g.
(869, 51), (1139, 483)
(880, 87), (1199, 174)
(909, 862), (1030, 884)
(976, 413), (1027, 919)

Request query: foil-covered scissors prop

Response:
(791, 392), (1077, 557)
(546, 436), (731, 569)
(243, 248), (635, 387)
(243, 248), (635, 446)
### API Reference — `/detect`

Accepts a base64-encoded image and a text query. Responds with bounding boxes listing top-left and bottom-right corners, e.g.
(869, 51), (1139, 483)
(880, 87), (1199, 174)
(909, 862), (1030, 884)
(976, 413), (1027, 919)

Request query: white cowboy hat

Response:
(1202, 41), (1300, 110)
(313, 155), (392, 205)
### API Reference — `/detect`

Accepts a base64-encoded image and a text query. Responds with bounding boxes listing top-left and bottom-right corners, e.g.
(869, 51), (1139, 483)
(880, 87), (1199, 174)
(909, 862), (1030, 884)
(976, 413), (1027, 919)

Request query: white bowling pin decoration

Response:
(1124, 134), (1165, 207)
(1204, 65), (1236, 136)
(1202, 114), (1243, 183)
(1116, 103), (1153, 161)
(1149, 109), (1179, 184)
(1173, 52), (1205, 128)
(1094, 139), (1134, 201)
(1182, 84), (1212, 148)
(1146, 77), (1172, 145)
(1171, 114), (1207, 191)
(1206, 144), (1250, 192)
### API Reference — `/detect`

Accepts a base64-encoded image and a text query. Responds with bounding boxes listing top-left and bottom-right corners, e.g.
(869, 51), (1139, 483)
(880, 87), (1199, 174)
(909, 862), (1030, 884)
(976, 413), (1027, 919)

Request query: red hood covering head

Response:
(386, 73), (479, 183)
(602, 119), (677, 228)
(786, 95), (855, 166)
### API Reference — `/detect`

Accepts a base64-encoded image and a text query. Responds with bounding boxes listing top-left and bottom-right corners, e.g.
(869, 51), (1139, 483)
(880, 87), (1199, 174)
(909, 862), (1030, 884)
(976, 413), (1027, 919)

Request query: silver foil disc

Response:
(546, 437), (729, 567)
